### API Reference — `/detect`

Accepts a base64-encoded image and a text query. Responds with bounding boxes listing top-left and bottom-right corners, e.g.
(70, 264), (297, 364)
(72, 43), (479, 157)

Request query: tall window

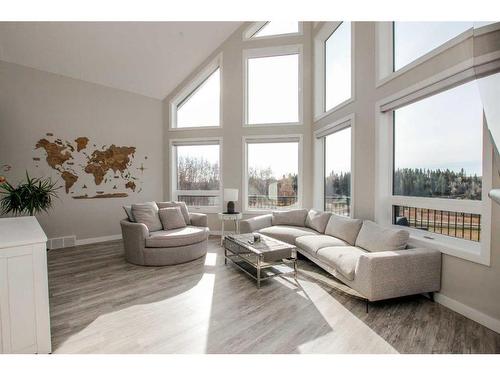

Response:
(245, 138), (301, 211)
(245, 46), (301, 125)
(325, 22), (351, 111)
(392, 81), (484, 242)
(171, 140), (221, 211)
(324, 127), (351, 216)
(170, 56), (222, 129)
(393, 22), (472, 71)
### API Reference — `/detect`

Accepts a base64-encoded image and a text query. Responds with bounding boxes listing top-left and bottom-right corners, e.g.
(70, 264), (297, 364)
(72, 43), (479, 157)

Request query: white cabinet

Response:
(0, 217), (51, 354)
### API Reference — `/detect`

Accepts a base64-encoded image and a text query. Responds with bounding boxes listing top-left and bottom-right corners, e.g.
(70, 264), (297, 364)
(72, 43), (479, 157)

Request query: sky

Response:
(394, 80), (483, 176)
(325, 127), (351, 175)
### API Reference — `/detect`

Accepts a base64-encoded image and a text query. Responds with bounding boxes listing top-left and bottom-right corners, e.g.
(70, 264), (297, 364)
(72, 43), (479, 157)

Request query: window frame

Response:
(313, 114), (355, 216)
(243, 22), (303, 41)
(169, 53), (223, 131)
(375, 22), (473, 87)
(169, 137), (223, 213)
(242, 134), (303, 214)
(314, 21), (355, 121)
(375, 78), (493, 266)
(243, 45), (303, 127)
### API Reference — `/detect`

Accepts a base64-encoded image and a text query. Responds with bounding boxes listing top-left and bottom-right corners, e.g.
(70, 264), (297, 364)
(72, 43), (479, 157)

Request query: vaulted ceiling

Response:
(0, 22), (242, 99)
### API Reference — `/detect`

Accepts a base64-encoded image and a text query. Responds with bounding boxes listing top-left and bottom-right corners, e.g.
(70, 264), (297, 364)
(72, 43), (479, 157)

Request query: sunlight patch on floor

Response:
(54, 273), (216, 354)
(204, 252), (218, 266)
(296, 278), (398, 354)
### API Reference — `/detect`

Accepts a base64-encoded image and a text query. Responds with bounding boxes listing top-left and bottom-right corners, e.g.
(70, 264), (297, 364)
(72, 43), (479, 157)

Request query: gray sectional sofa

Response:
(240, 209), (441, 302)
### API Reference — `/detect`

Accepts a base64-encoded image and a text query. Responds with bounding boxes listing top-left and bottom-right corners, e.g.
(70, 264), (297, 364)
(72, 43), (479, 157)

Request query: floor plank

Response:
(46, 238), (500, 354)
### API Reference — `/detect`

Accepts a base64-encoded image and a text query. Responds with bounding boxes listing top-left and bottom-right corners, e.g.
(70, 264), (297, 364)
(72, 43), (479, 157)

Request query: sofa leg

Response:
(429, 292), (434, 302)
(365, 300), (369, 313)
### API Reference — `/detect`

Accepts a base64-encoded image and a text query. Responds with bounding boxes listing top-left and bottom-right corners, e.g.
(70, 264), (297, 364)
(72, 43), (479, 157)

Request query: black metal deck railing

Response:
(393, 205), (481, 242)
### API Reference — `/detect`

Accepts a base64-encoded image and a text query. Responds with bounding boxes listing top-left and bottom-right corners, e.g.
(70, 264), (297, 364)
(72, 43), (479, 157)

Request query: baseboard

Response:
(75, 234), (122, 246)
(434, 292), (500, 334)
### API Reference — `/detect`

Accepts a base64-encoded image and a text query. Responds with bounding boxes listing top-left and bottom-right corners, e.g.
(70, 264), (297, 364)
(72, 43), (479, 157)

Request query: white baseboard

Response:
(434, 292), (500, 334)
(75, 234), (122, 246)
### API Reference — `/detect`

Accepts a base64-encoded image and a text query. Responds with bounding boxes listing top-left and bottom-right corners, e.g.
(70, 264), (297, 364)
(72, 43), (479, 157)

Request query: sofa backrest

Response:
(355, 220), (409, 252)
(271, 209), (308, 227)
(324, 214), (363, 245)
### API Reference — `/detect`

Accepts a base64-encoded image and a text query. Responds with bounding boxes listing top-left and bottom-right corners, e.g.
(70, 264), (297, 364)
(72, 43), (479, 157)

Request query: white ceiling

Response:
(0, 22), (242, 99)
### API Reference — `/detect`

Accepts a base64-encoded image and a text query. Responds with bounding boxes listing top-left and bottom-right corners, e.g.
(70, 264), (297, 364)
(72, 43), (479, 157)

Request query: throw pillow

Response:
(123, 205), (135, 222)
(159, 207), (187, 230)
(271, 209), (308, 227)
(305, 209), (331, 233)
(157, 201), (190, 225)
(324, 214), (363, 245)
(131, 202), (162, 232)
(355, 220), (409, 252)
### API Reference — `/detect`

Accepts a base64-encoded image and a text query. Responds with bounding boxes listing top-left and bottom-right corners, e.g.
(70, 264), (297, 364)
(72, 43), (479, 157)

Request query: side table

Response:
(218, 212), (243, 246)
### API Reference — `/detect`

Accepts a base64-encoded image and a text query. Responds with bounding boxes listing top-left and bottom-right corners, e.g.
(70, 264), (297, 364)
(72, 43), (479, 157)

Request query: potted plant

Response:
(0, 172), (59, 216)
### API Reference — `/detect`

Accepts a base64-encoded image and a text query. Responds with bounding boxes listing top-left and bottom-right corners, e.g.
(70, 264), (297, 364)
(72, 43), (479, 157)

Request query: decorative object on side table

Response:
(0, 171), (59, 216)
(218, 212), (243, 246)
(223, 188), (239, 214)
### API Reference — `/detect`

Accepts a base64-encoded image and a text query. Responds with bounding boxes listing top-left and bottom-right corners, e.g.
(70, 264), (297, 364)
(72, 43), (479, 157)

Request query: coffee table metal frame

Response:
(223, 234), (297, 288)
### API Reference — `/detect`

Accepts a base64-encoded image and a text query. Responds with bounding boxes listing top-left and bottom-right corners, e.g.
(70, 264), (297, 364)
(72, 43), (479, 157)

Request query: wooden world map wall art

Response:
(34, 133), (147, 199)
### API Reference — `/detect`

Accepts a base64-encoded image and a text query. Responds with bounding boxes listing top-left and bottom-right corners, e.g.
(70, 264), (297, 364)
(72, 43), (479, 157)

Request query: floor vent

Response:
(47, 236), (76, 250)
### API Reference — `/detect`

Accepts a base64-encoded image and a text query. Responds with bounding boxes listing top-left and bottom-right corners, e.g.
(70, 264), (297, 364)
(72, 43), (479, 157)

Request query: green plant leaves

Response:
(0, 171), (59, 216)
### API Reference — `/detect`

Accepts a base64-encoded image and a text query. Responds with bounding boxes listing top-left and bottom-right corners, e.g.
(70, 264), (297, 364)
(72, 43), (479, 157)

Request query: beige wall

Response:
(163, 23), (314, 232)
(0, 61), (164, 241)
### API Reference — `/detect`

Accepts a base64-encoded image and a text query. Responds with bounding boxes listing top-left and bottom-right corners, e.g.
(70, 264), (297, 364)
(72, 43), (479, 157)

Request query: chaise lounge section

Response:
(240, 209), (441, 302)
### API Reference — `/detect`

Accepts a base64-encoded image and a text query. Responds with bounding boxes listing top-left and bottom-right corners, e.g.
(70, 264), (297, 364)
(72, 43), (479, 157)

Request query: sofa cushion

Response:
(131, 202), (162, 232)
(146, 226), (209, 248)
(271, 209), (308, 227)
(324, 214), (363, 245)
(317, 246), (367, 281)
(305, 210), (331, 233)
(157, 201), (190, 225)
(295, 235), (349, 256)
(159, 207), (187, 230)
(258, 225), (318, 245)
(355, 220), (409, 252)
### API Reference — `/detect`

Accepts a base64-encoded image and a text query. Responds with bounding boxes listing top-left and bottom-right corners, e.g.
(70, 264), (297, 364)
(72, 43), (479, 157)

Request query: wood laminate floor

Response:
(47, 238), (500, 354)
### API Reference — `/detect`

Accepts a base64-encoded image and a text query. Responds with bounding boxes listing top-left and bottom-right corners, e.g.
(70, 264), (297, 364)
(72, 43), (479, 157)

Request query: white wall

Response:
(163, 22), (314, 232)
(0, 61), (164, 243)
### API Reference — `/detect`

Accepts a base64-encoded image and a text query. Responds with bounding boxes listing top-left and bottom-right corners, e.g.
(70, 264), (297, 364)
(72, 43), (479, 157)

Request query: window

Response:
(393, 22), (472, 71)
(244, 46), (302, 125)
(314, 22), (353, 119)
(170, 55), (222, 129)
(324, 127), (351, 216)
(325, 22), (352, 111)
(244, 136), (302, 211)
(376, 78), (492, 265)
(170, 139), (222, 211)
(244, 22), (301, 40)
(393, 81), (483, 202)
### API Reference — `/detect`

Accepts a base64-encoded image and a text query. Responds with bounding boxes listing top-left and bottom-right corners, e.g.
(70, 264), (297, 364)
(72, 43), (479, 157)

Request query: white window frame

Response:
(243, 45), (303, 127)
(314, 22), (355, 121)
(169, 137), (223, 213)
(375, 22), (474, 87)
(242, 134), (303, 214)
(375, 77), (493, 266)
(243, 22), (303, 41)
(313, 114), (356, 217)
(169, 53), (223, 131)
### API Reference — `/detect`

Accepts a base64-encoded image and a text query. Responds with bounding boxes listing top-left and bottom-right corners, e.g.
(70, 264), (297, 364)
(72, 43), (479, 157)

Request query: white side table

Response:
(218, 212), (243, 246)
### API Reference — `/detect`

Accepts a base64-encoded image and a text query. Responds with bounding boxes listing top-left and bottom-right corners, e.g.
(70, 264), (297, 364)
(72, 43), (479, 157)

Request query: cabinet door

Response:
(0, 246), (37, 353)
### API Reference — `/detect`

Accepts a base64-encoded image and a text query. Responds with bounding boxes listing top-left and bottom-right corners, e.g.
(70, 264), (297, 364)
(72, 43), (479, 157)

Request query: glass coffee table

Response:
(223, 233), (298, 288)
